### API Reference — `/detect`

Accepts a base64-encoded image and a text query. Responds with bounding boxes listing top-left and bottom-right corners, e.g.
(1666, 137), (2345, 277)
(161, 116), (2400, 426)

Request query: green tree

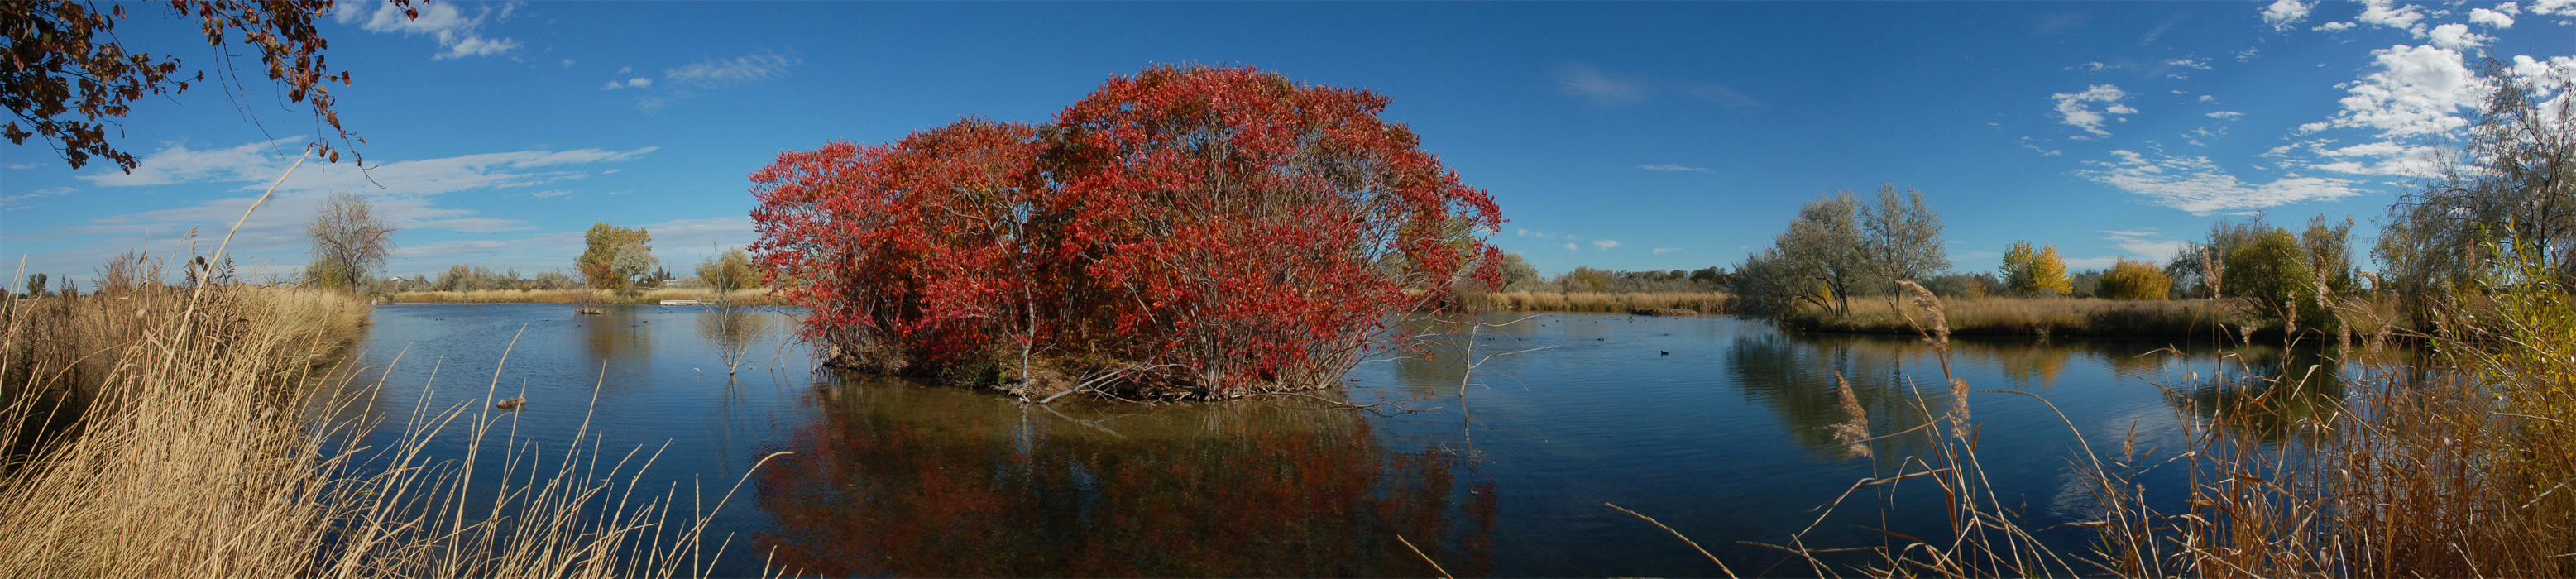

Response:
(610, 241), (658, 291)
(2000, 241), (2071, 295)
(24, 273), (47, 296)
(2224, 227), (2321, 327)
(2377, 59), (2575, 294)
(578, 223), (653, 290)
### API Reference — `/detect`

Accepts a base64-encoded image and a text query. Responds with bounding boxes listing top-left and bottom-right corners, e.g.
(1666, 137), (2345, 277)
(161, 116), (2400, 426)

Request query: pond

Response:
(345, 304), (2403, 577)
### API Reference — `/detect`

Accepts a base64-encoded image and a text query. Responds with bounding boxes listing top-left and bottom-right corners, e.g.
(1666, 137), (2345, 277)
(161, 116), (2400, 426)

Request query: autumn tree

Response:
(750, 65), (1502, 400)
(1999, 241), (2071, 296)
(304, 191), (395, 291)
(2095, 258), (2172, 300)
(1735, 185), (1948, 318)
(577, 223), (651, 290)
(696, 247), (761, 294)
(2, 0), (410, 172)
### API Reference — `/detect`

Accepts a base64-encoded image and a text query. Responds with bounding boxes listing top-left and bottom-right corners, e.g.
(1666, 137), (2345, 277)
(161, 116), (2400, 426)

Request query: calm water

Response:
(346, 304), (2395, 577)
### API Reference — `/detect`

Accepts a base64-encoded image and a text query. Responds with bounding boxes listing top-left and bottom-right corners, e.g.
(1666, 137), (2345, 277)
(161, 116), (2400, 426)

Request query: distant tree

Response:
(610, 241), (658, 291)
(1860, 184), (1949, 290)
(2068, 269), (2103, 298)
(1923, 272), (2001, 299)
(2301, 215), (2361, 296)
(1, 0), (410, 172)
(24, 273), (47, 296)
(2096, 258), (2172, 300)
(578, 223), (653, 290)
(304, 192), (397, 291)
(1493, 251), (1543, 292)
(1559, 266), (1615, 292)
(1731, 246), (1825, 318)
(2000, 241), (2071, 296)
(697, 247), (762, 294)
(2225, 227), (2321, 327)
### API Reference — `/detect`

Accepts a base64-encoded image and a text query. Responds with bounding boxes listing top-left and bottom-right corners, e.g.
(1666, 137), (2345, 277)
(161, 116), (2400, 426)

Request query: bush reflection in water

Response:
(754, 375), (1496, 577)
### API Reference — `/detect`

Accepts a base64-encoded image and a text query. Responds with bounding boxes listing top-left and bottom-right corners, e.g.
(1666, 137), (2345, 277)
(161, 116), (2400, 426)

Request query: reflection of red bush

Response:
(752, 395), (1496, 577)
(749, 64), (1503, 398)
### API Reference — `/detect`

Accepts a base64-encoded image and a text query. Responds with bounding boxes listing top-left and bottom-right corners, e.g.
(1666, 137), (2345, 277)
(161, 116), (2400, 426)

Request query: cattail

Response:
(1827, 371), (1873, 458)
(1897, 280), (1949, 347)
(1947, 378), (1973, 437)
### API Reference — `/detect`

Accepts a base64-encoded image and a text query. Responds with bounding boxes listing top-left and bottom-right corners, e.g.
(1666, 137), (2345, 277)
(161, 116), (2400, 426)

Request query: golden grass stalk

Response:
(0, 284), (776, 577)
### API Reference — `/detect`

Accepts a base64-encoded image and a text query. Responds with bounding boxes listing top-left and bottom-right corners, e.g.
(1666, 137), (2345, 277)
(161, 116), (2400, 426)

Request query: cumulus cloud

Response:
(341, 0), (521, 60)
(2207, 111), (2245, 119)
(2165, 58), (2212, 70)
(1554, 63), (1649, 108)
(1562, 242), (1578, 252)
(2356, 0), (2430, 34)
(1653, 247), (1682, 255)
(601, 77), (652, 90)
(1592, 240), (1621, 251)
(2329, 44), (2484, 137)
(2079, 150), (2362, 213)
(2315, 21), (2358, 31)
(2052, 84), (2137, 137)
(1637, 164), (1711, 172)
(2471, 7), (2518, 27)
(2262, 0), (2314, 30)
(531, 189), (574, 198)
(2426, 23), (2492, 50)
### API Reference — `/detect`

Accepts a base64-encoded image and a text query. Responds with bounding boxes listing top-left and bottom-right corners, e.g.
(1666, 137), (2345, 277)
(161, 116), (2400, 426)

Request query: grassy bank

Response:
(1, 285), (750, 576)
(1465, 290), (1729, 313)
(1777, 295), (2408, 340)
(384, 287), (788, 305)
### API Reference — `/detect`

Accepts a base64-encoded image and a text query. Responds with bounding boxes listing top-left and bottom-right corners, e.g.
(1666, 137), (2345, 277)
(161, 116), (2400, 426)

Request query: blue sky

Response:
(3, 1), (2571, 283)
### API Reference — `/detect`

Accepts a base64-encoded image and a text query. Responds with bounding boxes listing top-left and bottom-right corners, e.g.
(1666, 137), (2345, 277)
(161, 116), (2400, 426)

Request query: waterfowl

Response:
(495, 397), (525, 410)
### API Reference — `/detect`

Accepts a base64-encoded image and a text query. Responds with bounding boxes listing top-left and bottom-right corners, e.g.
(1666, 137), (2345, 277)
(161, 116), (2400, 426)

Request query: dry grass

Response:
(1464, 291), (1729, 313)
(385, 287), (786, 306)
(0, 283), (772, 577)
(1787, 296), (2246, 337)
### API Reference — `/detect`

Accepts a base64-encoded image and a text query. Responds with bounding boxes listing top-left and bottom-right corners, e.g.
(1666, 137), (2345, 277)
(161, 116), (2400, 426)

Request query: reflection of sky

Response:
(351, 307), (2415, 577)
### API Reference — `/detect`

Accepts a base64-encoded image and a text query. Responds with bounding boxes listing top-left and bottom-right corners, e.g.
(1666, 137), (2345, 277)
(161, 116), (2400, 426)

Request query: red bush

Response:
(750, 65), (1502, 398)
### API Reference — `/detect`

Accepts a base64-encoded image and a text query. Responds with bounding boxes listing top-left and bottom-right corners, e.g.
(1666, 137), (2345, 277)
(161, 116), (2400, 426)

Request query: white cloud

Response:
(667, 52), (801, 88)
(2075, 61), (2113, 72)
(617, 65), (634, 74)
(2199, 94), (2218, 103)
(1554, 63), (1649, 108)
(1, 186), (76, 212)
(2329, 44), (2484, 137)
(560, 59), (576, 68)
(2207, 111), (2245, 119)
(1562, 242), (1578, 252)
(2164, 58), (2212, 70)
(2079, 150), (2362, 213)
(531, 189), (574, 199)
(1652, 247), (1682, 255)
(2471, 7), (2519, 27)
(2356, 0), (2430, 34)
(2534, 0), (2574, 16)
(601, 77), (653, 90)
(2052, 84), (2137, 137)
(1592, 239), (1620, 250)
(2100, 228), (2188, 260)
(2020, 136), (2063, 156)
(1515, 228), (1530, 237)
(2315, 21), (2358, 31)
(1688, 84), (1760, 108)
(2426, 23), (2492, 50)
(343, 0), (521, 60)
(2237, 47), (2262, 62)
(2310, 141), (2446, 175)
(2263, 0), (2314, 30)
(1637, 164), (1710, 172)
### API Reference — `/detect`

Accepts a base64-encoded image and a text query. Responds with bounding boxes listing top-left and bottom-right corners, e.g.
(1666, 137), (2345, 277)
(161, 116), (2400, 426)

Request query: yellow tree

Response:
(2001, 241), (2073, 295)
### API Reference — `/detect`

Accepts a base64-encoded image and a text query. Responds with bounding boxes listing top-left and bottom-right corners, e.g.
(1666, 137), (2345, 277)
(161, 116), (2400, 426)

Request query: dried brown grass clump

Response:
(1789, 296), (2243, 337)
(1463, 291), (1730, 313)
(0, 282), (771, 577)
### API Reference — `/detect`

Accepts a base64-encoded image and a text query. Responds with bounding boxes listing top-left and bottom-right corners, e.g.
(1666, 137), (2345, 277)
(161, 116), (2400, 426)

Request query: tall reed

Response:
(0, 283), (774, 577)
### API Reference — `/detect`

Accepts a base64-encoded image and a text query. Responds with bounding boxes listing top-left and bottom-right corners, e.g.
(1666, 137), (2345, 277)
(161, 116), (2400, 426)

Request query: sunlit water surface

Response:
(346, 304), (2402, 577)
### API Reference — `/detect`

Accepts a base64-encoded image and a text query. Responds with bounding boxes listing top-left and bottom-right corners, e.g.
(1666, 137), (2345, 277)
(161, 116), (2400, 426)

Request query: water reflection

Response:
(754, 375), (1496, 577)
(580, 307), (652, 371)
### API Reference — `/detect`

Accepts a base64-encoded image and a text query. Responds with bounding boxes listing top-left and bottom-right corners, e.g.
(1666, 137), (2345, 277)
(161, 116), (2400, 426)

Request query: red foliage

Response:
(750, 65), (1503, 398)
